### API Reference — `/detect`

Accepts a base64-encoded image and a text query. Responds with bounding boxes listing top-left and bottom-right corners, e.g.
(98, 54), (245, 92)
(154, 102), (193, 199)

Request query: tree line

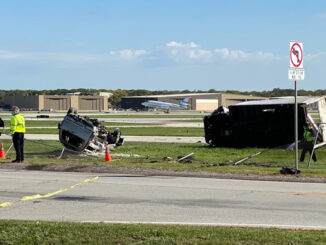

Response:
(1, 88), (326, 107)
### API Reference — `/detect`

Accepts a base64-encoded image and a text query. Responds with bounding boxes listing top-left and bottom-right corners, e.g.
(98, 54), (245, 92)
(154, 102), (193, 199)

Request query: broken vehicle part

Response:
(58, 108), (124, 153)
(204, 96), (326, 148)
(177, 152), (194, 162)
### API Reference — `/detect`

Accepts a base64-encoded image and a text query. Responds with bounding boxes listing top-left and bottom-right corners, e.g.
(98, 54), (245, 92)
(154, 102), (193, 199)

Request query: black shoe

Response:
(11, 160), (21, 163)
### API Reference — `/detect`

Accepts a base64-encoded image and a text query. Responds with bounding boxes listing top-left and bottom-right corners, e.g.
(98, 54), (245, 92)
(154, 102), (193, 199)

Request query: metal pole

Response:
(58, 147), (65, 159)
(308, 124), (320, 168)
(5, 143), (13, 156)
(295, 80), (298, 170)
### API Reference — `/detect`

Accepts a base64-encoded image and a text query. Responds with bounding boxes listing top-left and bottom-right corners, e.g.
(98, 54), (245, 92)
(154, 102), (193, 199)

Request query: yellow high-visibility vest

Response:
(304, 127), (314, 142)
(10, 114), (26, 134)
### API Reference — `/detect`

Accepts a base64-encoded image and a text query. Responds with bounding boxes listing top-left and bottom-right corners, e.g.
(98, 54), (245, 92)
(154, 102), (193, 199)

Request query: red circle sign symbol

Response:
(290, 43), (303, 68)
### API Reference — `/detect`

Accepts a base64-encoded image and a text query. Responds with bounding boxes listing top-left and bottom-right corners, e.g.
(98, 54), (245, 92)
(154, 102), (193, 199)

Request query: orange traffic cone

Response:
(0, 143), (5, 159)
(105, 144), (113, 162)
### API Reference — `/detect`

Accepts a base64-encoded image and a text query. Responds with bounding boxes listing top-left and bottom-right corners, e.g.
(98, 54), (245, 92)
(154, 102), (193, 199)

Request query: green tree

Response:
(109, 89), (128, 107)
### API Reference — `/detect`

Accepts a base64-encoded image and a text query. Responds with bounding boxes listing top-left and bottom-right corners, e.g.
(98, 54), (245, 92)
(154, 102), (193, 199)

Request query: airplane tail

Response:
(179, 98), (189, 109)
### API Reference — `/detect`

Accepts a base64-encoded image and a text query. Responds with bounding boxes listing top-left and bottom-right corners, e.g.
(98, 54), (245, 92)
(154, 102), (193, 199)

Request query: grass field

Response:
(0, 220), (325, 244)
(0, 140), (325, 176)
(1, 119), (203, 128)
(40, 114), (207, 119)
(22, 121), (162, 127)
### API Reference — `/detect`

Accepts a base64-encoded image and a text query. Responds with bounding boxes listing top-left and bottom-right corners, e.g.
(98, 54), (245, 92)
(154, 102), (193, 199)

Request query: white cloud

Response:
(171, 49), (178, 56)
(214, 48), (230, 58)
(6, 41), (326, 66)
(165, 41), (211, 62)
(165, 42), (277, 62)
(0, 50), (26, 59)
(0, 50), (103, 63)
(188, 49), (212, 59)
(109, 49), (147, 60)
(305, 52), (326, 61)
(166, 41), (199, 48)
(49, 53), (102, 62)
(214, 48), (277, 60)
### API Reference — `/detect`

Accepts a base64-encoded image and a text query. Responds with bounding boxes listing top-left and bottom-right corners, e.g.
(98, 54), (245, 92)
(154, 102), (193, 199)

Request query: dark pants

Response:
(13, 133), (24, 162)
(300, 141), (317, 162)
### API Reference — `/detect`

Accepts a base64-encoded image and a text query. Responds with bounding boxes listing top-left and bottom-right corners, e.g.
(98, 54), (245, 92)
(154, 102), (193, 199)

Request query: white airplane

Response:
(141, 98), (189, 111)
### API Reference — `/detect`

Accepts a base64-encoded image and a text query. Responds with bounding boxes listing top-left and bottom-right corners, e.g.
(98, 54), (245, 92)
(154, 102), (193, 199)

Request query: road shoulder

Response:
(0, 162), (325, 183)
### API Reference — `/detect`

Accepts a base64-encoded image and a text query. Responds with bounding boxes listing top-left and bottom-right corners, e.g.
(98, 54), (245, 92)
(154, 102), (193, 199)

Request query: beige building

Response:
(4, 95), (108, 111)
(121, 93), (267, 111)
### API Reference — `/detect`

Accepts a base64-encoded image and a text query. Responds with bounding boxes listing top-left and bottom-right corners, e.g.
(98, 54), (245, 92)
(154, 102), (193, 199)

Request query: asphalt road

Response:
(1, 169), (326, 229)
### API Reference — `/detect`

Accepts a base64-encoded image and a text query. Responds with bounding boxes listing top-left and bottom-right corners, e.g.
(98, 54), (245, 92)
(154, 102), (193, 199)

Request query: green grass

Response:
(23, 128), (59, 134)
(51, 114), (206, 118)
(3, 120), (178, 127)
(3, 119), (203, 128)
(26, 121), (60, 127)
(24, 121), (159, 127)
(24, 127), (204, 136)
(107, 127), (204, 136)
(103, 122), (161, 126)
(1, 120), (60, 127)
(1, 140), (326, 177)
(0, 220), (325, 244)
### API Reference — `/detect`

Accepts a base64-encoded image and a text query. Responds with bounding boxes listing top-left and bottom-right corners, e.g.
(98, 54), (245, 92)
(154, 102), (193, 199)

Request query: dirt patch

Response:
(1, 161), (326, 183)
(25, 164), (47, 170)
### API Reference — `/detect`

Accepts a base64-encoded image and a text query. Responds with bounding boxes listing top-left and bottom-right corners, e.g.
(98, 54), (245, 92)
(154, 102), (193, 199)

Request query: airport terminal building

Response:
(4, 95), (109, 111)
(121, 93), (266, 111)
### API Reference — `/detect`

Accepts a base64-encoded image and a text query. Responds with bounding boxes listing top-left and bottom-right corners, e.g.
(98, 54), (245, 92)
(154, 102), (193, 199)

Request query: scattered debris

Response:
(280, 167), (301, 175)
(178, 152), (194, 162)
(163, 156), (174, 161)
(233, 150), (266, 165)
(112, 153), (141, 158)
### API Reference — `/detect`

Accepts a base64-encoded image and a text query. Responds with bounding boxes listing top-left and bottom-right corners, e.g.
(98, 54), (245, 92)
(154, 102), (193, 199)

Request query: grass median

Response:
(0, 220), (326, 244)
(73, 114), (207, 118)
(2, 120), (202, 128)
(0, 140), (325, 177)
(23, 127), (204, 136)
(43, 114), (206, 119)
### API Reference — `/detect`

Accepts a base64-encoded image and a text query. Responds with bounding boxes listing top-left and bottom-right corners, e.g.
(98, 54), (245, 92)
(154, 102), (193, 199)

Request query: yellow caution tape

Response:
(20, 194), (42, 201)
(21, 176), (99, 201)
(0, 202), (12, 208)
(1, 176), (99, 208)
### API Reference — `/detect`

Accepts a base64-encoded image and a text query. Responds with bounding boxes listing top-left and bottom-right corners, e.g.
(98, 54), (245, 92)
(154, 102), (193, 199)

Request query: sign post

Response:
(288, 41), (304, 171)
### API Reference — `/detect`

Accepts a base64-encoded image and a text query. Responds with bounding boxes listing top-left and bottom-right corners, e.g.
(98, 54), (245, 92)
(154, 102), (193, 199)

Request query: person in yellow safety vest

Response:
(10, 106), (25, 163)
(300, 124), (317, 162)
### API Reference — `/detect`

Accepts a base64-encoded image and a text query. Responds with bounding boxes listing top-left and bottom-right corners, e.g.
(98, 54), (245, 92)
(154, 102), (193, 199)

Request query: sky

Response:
(1, 0), (326, 91)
